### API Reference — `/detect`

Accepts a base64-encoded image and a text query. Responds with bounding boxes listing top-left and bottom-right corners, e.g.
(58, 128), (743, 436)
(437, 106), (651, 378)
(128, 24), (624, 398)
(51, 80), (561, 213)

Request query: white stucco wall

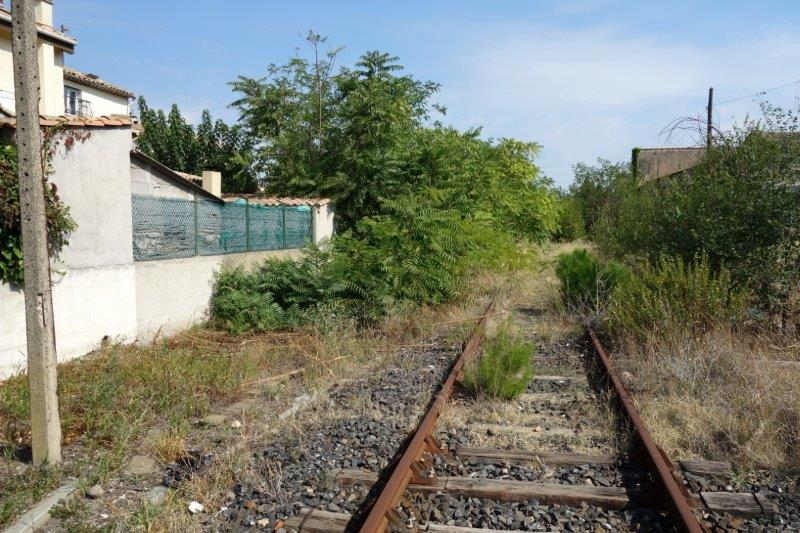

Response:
(135, 249), (301, 342)
(1, 130), (334, 379)
(0, 126), (137, 379)
(38, 42), (64, 115)
(0, 28), (13, 111)
(130, 158), (195, 200)
(0, 27), (65, 115)
(66, 81), (129, 117)
(0, 10), (70, 116)
(313, 203), (334, 245)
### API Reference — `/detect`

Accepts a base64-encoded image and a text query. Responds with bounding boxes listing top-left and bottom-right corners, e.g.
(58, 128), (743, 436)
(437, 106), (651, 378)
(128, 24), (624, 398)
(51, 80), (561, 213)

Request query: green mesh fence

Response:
(285, 206), (313, 248)
(132, 195), (312, 261)
(248, 203), (284, 251)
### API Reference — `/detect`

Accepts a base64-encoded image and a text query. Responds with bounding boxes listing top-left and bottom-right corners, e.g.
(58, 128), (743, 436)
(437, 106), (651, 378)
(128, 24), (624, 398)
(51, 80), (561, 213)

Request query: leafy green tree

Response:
(136, 98), (258, 193)
(230, 34), (441, 229)
(230, 34), (558, 237)
(209, 36), (563, 332)
(569, 159), (632, 235)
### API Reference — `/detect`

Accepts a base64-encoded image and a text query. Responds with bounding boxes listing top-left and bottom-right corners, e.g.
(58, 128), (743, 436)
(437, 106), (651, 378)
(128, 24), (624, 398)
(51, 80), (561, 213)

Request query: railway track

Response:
(277, 298), (781, 533)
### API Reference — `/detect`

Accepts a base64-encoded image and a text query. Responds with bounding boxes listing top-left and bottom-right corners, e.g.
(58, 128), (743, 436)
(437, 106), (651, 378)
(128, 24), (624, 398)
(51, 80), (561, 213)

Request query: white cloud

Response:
(436, 25), (800, 186)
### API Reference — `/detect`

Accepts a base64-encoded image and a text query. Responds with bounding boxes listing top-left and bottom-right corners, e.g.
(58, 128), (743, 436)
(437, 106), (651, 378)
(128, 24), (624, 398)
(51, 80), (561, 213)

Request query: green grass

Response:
(0, 463), (63, 528)
(463, 326), (533, 400)
(0, 330), (287, 528)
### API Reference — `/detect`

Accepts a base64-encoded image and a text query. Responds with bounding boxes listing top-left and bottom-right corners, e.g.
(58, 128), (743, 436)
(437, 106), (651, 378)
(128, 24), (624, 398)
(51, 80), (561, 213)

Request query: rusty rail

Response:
(352, 298), (496, 533)
(588, 328), (706, 533)
(344, 301), (703, 533)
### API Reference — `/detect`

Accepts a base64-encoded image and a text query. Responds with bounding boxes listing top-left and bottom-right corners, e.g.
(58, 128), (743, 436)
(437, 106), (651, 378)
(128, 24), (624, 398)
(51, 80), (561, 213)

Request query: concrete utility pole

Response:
(706, 87), (714, 150)
(11, 0), (62, 465)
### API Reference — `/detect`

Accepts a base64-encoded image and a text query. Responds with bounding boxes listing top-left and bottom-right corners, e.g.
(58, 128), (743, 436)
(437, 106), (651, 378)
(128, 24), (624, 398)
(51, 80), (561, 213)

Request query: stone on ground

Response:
(200, 414), (227, 426)
(85, 484), (104, 499)
(145, 485), (169, 506)
(125, 455), (158, 476)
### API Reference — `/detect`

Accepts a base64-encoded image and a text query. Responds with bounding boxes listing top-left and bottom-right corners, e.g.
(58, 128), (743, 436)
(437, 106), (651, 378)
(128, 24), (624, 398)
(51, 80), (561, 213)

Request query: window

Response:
(64, 86), (80, 115)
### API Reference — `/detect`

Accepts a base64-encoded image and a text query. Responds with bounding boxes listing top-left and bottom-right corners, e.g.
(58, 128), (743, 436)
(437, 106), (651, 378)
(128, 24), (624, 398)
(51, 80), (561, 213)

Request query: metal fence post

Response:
(193, 197), (199, 257)
(282, 206), (287, 249)
(245, 198), (251, 251)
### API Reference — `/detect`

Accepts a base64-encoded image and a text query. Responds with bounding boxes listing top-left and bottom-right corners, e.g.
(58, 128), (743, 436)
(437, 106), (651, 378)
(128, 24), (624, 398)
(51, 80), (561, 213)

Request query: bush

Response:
(607, 253), (750, 342)
(210, 248), (338, 333)
(555, 249), (628, 309)
(0, 143), (76, 286)
(594, 105), (800, 321)
(210, 268), (300, 334)
(463, 326), (533, 400)
(552, 195), (585, 242)
(210, 197), (534, 333)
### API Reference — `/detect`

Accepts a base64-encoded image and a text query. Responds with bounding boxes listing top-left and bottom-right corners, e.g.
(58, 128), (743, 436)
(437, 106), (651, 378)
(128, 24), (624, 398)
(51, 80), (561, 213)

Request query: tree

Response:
(231, 35), (441, 229)
(569, 159), (631, 235)
(135, 98), (259, 193)
(229, 32), (344, 198)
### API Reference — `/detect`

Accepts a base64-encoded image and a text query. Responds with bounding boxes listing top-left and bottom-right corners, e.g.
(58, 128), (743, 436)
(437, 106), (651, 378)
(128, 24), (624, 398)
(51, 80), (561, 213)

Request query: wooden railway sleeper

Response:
(401, 495), (424, 531)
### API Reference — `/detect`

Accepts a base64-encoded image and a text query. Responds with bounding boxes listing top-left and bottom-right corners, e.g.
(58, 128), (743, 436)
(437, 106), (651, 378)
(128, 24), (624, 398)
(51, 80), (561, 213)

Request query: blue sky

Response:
(61, 0), (800, 187)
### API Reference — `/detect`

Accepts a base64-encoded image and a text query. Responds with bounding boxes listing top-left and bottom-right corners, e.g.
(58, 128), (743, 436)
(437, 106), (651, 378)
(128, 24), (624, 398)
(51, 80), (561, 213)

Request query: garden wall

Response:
(0, 126), (333, 379)
(0, 126), (137, 378)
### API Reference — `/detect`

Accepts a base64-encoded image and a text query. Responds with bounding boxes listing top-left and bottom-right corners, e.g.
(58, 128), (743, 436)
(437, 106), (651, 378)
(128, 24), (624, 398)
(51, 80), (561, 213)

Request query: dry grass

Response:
(616, 328), (800, 471)
(150, 429), (188, 465)
(0, 247), (541, 531)
(437, 241), (621, 456)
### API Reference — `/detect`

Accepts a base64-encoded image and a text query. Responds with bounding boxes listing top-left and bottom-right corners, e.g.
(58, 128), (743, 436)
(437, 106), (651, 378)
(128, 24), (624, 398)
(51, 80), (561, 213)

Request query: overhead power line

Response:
(717, 78), (800, 105)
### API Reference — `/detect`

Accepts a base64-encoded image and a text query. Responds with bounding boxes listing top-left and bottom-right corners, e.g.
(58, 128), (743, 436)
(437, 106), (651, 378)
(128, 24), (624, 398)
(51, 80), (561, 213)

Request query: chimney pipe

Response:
(34, 0), (53, 27)
(202, 171), (222, 198)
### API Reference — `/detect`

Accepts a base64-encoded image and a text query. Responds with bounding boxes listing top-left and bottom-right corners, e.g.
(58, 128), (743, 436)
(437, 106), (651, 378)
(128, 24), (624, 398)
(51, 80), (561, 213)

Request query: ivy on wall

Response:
(0, 131), (79, 286)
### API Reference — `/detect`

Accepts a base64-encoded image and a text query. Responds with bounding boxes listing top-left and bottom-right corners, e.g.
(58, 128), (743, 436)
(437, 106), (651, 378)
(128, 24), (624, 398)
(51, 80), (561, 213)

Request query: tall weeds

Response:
(607, 253), (750, 342)
(463, 326), (533, 400)
(622, 329), (800, 469)
(554, 249), (628, 312)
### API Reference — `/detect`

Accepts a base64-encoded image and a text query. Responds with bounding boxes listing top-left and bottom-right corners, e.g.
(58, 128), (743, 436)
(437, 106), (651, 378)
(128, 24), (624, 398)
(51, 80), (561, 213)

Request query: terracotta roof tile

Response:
(222, 194), (331, 207)
(0, 114), (132, 129)
(63, 68), (134, 98)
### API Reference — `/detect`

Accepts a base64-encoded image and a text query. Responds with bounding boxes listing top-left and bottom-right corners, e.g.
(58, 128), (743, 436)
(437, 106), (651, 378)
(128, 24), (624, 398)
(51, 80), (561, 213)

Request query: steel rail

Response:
(354, 298), (496, 533)
(588, 328), (706, 533)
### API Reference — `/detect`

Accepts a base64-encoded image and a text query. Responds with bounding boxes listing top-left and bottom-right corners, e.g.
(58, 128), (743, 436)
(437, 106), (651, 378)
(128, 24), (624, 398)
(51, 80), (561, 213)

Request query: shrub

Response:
(555, 249), (628, 309)
(594, 104), (800, 320)
(0, 143), (76, 286)
(607, 253), (750, 342)
(552, 195), (585, 242)
(209, 197), (534, 333)
(463, 326), (533, 400)
(210, 267), (302, 333)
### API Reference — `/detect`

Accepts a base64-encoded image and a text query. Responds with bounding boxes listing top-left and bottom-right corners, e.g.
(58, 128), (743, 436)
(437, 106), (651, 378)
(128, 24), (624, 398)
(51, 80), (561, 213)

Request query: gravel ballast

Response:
(205, 343), (458, 531)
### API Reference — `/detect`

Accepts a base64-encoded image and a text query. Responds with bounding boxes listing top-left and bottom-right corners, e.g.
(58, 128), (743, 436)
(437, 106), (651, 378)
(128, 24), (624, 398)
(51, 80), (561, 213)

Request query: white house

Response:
(0, 0), (133, 117)
(63, 67), (133, 117)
